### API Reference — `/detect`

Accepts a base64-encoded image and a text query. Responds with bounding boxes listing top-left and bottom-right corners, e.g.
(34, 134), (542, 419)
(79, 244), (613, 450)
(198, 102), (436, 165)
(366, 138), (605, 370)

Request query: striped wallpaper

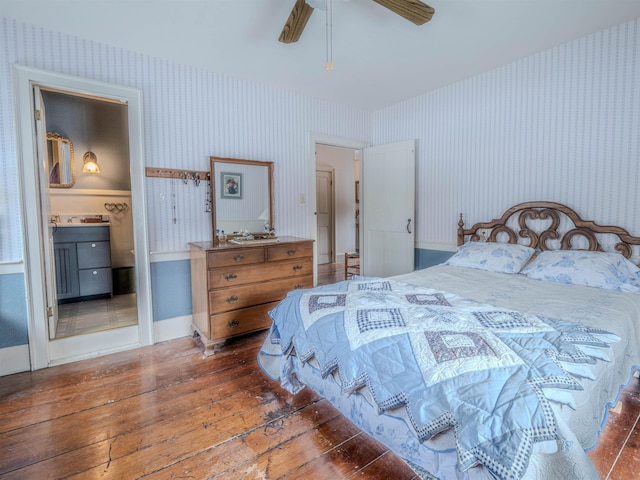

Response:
(373, 19), (640, 247)
(2, 16), (639, 262)
(0, 17), (371, 262)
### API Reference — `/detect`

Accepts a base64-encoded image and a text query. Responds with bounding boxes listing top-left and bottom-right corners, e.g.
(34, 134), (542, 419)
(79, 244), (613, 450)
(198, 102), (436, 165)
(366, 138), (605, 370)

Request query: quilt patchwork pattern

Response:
(268, 278), (619, 480)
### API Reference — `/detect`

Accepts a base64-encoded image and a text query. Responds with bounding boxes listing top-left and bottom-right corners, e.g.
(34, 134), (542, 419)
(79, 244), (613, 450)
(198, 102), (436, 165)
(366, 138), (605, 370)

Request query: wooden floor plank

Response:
(280, 431), (387, 479)
(1, 371), (292, 479)
(129, 398), (337, 479)
(0, 345), (270, 474)
(210, 413), (358, 479)
(351, 450), (419, 479)
(0, 340), (261, 434)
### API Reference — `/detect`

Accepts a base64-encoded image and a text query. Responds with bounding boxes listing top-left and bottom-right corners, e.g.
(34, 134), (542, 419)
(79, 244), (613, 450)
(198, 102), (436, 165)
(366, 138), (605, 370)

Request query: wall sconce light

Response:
(82, 151), (100, 173)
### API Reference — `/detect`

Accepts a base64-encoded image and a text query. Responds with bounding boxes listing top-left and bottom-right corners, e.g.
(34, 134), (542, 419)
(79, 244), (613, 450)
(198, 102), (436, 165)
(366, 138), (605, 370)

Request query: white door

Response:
(361, 140), (415, 277)
(316, 169), (334, 264)
(33, 87), (59, 339)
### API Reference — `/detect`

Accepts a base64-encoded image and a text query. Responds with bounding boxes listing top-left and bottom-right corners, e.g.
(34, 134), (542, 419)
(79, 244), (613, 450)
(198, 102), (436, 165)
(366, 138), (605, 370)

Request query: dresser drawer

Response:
(209, 276), (312, 314)
(78, 267), (112, 296)
(207, 248), (264, 268)
(267, 242), (313, 262)
(77, 241), (111, 269)
(210, 302), (277, 340)
(208, 258), (314, 289)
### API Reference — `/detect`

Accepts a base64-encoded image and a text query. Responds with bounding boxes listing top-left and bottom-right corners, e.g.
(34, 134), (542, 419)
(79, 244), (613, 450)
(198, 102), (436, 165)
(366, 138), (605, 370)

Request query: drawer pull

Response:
(227, 319), (240, 329)
(287, 249), (297, 256)
(293, 265), (303, 272)
(92, 270), (98, 275)
(226, 295), (239, 304)
(233, 255), (244, 262)
(224, 273), (238, 282)
(294, 284), (304, 289)
(91, 243), (96, 248)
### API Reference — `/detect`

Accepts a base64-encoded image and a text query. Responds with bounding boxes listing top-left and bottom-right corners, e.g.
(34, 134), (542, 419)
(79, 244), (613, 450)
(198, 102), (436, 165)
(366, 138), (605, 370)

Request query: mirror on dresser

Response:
(47, 131), (76, 188)
(210, 156), (274, 244)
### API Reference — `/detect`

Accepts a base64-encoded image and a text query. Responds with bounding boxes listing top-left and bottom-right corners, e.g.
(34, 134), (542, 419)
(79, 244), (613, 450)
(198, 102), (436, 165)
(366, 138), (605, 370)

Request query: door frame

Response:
(308, 133), (368, 285)
(12, 65), (153, 369)
(315, 167), (335, 264)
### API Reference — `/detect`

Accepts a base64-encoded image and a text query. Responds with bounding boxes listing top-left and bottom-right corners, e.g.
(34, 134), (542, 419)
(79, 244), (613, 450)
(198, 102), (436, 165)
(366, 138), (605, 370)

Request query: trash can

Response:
(113, 266), (136, 295)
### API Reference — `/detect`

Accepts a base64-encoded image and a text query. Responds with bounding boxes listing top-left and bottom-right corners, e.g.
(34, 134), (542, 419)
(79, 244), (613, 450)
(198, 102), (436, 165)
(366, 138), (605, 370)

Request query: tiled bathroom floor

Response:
(55, 293), (137, 338)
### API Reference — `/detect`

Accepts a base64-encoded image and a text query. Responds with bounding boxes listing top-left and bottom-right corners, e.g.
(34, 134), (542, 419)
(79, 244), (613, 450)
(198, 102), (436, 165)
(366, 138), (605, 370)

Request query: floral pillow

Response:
(444, 241), (535, 274)
(521, 250), (640, 293)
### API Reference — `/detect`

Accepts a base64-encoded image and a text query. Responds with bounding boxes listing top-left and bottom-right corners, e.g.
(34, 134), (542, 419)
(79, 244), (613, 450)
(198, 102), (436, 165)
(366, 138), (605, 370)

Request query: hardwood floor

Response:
(0, 262), (638, 479)
(0, 333), (417, 479)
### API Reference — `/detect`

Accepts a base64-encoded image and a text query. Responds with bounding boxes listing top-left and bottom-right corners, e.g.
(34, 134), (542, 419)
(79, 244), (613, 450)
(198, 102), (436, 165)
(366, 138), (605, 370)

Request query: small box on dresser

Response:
(189, 237), (314, 355)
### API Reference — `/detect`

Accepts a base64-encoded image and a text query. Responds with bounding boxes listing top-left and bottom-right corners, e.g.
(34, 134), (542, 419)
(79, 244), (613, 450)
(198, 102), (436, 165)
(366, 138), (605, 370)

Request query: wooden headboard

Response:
(457, 201), (640, 260)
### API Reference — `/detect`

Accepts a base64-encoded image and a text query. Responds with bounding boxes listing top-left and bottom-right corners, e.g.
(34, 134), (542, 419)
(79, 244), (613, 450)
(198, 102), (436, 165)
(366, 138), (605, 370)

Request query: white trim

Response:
(0, 261), (24, 275)
(12, 65), (153, 369)
(150, 250), (191, 263)
(0, 345), (31, 375)
(309, 132), (368, 286)
(415, 241), (458, 252)
(48, 326), (141, 366)
(49, 189), (132, 197)
(153, 315), (193, 343)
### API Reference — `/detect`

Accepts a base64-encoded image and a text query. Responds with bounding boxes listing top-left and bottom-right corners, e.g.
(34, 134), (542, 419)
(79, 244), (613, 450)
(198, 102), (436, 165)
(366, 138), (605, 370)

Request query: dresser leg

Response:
(190, 323), (224, 356)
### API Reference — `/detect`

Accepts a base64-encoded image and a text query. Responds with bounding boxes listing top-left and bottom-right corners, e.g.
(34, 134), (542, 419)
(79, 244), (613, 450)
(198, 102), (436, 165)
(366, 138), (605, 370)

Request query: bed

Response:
(258, 201), (640, 480)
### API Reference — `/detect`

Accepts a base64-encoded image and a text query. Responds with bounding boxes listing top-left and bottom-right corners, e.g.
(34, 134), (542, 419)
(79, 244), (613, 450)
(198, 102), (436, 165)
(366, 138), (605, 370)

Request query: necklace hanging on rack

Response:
(171, 178), (177, 224)
(205, 179), (212, 213)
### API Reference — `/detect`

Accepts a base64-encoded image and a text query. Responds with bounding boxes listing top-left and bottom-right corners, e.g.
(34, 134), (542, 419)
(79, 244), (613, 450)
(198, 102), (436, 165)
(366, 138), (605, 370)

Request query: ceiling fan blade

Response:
(279, 0), (315, 44)
(371, 0), (435, 25)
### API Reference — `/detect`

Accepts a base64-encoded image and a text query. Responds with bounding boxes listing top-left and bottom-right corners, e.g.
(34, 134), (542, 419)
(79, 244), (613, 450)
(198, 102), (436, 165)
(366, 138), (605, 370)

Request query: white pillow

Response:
(521, 250), (640, 293)
(444, 241), (535, 274)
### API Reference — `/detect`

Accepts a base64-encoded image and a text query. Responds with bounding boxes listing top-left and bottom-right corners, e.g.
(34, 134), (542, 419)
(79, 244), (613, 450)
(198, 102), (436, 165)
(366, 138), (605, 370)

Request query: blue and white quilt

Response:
(262, 277), (619, 480)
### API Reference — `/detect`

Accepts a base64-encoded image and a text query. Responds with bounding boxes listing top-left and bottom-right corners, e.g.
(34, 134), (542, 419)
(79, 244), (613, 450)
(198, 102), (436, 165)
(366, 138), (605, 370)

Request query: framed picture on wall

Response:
(221, 172), (242, 199)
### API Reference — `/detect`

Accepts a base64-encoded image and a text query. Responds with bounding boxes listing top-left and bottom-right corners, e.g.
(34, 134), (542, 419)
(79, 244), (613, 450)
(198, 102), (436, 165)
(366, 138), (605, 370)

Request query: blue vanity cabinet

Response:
(53, 225), (112, 302)
(54, 242), (79, 300)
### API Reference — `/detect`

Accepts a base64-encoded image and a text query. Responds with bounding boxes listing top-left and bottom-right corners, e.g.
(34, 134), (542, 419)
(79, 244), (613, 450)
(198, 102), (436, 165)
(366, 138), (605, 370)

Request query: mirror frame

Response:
(210, 156), (274, 245)
(47, 131), (76, 188)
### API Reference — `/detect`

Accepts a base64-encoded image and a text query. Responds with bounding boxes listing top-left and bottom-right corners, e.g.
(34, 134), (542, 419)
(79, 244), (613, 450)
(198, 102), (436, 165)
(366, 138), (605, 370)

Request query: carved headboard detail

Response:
(457, 201), (640, 260)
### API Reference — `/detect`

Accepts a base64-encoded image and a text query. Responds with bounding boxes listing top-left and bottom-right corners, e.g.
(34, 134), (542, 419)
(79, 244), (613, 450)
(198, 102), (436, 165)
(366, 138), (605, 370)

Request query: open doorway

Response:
(14, 65), (153, 369)
(312, 140), (363, 281)
(42, 90), (137, 339)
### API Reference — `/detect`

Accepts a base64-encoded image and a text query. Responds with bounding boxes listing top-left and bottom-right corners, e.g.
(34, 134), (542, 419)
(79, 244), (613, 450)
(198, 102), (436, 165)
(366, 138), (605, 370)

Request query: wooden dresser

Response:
(189, 236), (314, 354)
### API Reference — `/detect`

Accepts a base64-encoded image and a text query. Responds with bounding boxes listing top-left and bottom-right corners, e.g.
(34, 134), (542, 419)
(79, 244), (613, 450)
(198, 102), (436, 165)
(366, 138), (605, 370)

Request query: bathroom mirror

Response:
(210, 156), (274, 244)
(47, 132), (76, 188)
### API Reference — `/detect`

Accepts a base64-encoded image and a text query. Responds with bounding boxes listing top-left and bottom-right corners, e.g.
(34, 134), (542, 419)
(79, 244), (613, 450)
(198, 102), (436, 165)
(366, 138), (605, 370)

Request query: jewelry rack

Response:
(145, 166), (213, 218)
(145, 167), (211, 184)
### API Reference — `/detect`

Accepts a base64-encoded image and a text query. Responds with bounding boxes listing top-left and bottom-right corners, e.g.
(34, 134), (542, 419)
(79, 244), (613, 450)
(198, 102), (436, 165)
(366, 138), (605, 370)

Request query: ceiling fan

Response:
(279, 0), (435, 44)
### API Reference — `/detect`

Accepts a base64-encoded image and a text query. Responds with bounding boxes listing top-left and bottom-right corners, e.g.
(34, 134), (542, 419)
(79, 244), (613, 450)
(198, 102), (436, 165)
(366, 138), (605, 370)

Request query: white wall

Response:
(373, 18), (640, 250)
(316, 144), (357, 258)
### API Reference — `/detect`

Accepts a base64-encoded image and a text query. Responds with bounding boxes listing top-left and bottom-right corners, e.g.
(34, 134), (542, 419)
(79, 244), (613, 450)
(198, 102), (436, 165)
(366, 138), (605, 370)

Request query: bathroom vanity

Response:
(52, 224), (112, 302)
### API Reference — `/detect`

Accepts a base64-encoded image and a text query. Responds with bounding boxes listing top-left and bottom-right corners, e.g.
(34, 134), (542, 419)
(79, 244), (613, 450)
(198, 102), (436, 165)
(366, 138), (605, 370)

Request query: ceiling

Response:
(3, 0), (640, 110)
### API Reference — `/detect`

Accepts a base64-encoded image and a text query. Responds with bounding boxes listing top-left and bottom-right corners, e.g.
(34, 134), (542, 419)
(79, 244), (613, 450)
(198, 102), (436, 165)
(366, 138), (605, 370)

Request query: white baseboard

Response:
(153, 315), (193, 343)
(0, 344), (30, 375)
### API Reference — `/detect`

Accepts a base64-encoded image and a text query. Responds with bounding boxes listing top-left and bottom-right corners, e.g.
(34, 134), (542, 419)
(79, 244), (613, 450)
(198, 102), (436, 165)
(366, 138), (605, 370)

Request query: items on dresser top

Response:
(189, 236), (314, 355)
